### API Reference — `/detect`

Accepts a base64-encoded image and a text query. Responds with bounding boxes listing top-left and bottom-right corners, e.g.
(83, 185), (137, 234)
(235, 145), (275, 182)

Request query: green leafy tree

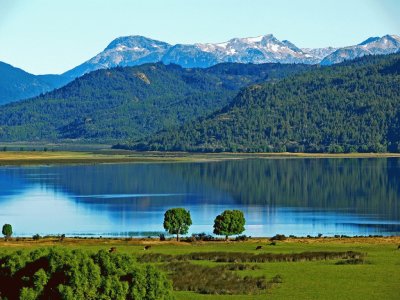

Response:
(2, 223), (13, 240)
(0, 248), (173, 300)
(163, 208), (192, 241)
(213, 210), (246, 240)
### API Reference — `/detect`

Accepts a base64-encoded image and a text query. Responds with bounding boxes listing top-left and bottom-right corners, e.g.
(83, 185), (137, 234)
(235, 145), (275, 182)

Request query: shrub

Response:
(225, 264), (259, 271)
(269, 274), (283, 283)
(335, 258), (365, 265)
(138, 251), (363, 264)
(59, 234), (65, 242)
(191, 233), (214, 242)
(32, 234), (41, 241)
(0, 248), (174, 300)
(270, 234), (286, 241)
(163, 262), (268, 294)
(235, 235), (249, 241)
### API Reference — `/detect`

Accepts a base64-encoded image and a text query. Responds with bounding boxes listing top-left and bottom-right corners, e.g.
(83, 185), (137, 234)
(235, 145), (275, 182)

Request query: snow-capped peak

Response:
(63, 33), (400, 79)
(243, 35), (265, 43)
(321, 34), (400, 65)
(388, 34), (400, 42)
(104, 35), (171, 52)
(358, 34), (400, 47)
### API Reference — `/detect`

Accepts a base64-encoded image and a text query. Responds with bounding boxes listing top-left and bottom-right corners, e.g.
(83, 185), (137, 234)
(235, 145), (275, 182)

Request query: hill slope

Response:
(125, 54), (400, 153)
(0, 62), (311, 142)
(0, 62), (69, 105)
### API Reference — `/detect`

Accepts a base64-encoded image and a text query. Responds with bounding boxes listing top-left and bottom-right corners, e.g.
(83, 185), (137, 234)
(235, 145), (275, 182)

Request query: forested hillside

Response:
(122, 54), (400, 153)
(0, 62), (311, 142)
(0, 62), (69, 105)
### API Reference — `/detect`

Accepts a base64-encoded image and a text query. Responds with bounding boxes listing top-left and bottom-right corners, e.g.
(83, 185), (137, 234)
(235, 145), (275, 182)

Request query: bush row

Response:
(138, 251), (364, 263)
(162, 262), (275, 295)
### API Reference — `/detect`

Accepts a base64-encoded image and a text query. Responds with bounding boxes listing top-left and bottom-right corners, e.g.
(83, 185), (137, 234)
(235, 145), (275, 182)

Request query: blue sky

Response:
(0, 0), (399, 74)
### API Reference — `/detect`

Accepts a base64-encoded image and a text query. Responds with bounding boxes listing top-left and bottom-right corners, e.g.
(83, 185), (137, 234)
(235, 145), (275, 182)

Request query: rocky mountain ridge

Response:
(64, 34), (400, 78)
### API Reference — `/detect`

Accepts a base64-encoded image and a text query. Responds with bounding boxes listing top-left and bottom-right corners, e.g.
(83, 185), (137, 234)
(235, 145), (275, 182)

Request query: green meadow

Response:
(1, 237), (399, 300)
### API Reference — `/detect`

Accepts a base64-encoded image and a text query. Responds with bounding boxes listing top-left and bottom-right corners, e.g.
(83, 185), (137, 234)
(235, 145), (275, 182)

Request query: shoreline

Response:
(1, 236), (399, 247)
(1, 150), (400, 166)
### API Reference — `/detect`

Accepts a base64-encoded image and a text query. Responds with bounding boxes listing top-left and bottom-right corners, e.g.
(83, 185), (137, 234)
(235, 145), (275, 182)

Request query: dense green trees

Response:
(213, 210), (246, 240)
(2, 223), (12, 240)
(125, 54), (400, 153)
(0, 62), (310, 142)
(0, 248), (173, 300)
(163, 208), (192, 241)
(2, 54), (400, 152)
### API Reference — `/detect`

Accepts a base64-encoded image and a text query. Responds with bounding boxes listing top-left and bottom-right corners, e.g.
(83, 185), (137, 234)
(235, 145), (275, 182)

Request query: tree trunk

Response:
(225, 235), (228, 241)
(177, 226), (181, 242)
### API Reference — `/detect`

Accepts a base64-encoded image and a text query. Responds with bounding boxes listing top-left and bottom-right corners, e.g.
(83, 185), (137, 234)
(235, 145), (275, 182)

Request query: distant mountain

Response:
(0, 62), (69, 105)
(0, 62), (311, 142)
(2, 34), (399, 105)
(124, 54), (400, 153)
(63, 36), (171, 79)
(301, 47), (338, 60)
(62, 34), (400, 79)
(163, 34), (319, 67)
(321, 35), (400, 65)
(62, 34), (319, 78)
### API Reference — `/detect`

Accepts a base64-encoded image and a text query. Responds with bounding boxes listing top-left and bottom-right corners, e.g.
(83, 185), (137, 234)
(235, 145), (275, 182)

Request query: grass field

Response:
(0, 150), (226, 165)
(1, 150), (400, 166)
(1, 237), (399, 299)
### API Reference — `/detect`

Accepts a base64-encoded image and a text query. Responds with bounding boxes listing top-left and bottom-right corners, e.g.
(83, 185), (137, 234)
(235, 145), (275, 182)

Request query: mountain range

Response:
(65, 34), (400, 79)
(1, 34), (399, 105)
(321, 34), (400, 65)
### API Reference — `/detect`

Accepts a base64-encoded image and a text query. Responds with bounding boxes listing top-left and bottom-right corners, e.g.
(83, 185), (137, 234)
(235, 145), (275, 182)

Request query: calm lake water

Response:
(1, 158), (400, 237)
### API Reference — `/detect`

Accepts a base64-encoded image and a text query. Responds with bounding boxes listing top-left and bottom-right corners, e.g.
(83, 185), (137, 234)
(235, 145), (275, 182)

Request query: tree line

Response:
(2, 208), (246, 242)
(163, 208), (245, 241)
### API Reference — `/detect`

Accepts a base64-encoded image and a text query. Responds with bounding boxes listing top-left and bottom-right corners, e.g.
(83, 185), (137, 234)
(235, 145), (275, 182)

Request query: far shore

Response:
(1, 150), (400, 166)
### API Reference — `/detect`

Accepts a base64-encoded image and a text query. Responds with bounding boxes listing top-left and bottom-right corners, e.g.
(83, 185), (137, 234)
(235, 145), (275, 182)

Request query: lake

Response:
(1, 158), (400, 237)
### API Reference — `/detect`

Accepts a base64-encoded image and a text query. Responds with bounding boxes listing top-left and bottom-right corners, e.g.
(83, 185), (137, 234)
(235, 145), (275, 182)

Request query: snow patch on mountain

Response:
(63, 34), (400, 78)
(321, 34), (400, 65)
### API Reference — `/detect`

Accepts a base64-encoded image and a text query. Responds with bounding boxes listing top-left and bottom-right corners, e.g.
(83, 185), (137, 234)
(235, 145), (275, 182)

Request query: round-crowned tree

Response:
(213, 210), (245, 240)
(2, 224), (13, 240)
(163, 208), (192, 241)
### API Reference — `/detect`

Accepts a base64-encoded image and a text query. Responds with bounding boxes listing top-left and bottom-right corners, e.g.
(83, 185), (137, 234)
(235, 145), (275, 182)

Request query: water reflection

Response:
(0, 158), (399, 237)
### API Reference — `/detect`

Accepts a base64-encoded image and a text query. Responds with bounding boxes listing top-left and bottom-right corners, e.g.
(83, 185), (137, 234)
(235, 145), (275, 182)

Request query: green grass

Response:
(2, 150), (400, 166)
(169, 242), (399, 300)
(1, 238), (399, 299)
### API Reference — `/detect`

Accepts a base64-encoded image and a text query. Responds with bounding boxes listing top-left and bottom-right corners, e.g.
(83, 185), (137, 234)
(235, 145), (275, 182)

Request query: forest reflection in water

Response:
(0, 158), (399, 237)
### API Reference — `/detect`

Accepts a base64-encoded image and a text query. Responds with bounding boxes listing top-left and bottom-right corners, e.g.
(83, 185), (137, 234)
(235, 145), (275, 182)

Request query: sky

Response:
(0, 0), (399, 74)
